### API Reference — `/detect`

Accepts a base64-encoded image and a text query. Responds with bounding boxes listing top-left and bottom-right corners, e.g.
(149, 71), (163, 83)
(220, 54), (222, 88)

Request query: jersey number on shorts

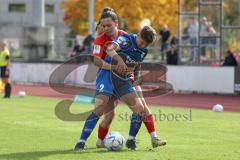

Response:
(99, 84), (104, 92)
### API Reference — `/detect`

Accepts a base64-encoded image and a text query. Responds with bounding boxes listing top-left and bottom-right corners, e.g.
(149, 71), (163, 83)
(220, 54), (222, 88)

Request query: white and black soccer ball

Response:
(104, 131), (125, 151)
(212, 104), (223, 112)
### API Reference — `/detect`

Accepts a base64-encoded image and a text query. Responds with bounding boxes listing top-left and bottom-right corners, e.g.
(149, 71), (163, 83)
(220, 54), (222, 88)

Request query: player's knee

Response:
(94, 103), (108, 116)
(93, 109), (104, 117)
(94, 95), (110, 116)
(133, 101), (145, 115)
(95, 95), (109, 106)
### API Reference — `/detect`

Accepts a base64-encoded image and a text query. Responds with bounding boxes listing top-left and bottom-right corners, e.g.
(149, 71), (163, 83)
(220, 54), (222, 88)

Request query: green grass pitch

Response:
(0, 96), (240, 160)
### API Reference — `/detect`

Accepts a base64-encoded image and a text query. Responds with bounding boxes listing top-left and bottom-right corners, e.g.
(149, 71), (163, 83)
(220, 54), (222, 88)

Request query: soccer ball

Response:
(17, 91), (26, 98)
(104, 131), (125, 151)
(212, 104), (223, 112)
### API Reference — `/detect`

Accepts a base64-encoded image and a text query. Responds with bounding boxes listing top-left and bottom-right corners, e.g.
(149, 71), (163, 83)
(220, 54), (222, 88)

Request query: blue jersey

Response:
(113, 34), (148, 64)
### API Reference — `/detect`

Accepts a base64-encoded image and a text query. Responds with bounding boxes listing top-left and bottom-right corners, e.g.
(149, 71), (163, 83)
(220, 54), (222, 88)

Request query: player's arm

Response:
(92, 41), (117, 71)
(93, 56), (117, 70)
(106, 43), (126, 66)
(133, 64), (142, 86)
(106, 43), (129, 75)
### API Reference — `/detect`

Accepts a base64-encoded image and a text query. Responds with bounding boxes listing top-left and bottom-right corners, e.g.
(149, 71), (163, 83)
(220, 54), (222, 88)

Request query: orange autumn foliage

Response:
(61, 0), (178, 34)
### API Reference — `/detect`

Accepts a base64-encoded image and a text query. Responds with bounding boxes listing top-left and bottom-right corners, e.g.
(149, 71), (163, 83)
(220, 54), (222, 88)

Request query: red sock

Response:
(143, 114), (156, 133)
(98, 125), (109, 140)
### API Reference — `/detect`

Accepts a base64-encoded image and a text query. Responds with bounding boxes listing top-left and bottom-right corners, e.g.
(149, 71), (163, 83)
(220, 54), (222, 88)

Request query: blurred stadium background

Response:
(0, 0), (239, 94)
(0, 0), (240, 160)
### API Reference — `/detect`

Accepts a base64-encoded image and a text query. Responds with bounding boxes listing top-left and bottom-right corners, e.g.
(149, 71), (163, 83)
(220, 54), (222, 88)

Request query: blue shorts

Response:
(0, 66), (9, 78)
(95, 69), (135, 99)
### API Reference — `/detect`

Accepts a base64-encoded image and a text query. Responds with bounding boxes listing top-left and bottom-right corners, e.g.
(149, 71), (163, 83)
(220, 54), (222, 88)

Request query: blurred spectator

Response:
(200, 17), (208, 36)
(182, 20), (191, 42)
(235, 53), (240, 64)
(200, 17), (209, 59)
(222, 50), (238, 67)
(166, 45), (178, 65)
(159, 24), (171, 61)
(69, 42), (85, 57)
(9, 42), (15, 55)
(170, 35), (178, 46)
(82, 34), (94, 55)
(69, 34), (94, 58)
(207, 22), (217, 61)
(188, 18), (199, 63)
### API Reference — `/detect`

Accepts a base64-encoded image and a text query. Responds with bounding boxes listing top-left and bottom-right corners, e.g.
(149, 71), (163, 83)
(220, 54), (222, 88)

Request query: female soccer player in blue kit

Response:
(105, 25), (166, 150)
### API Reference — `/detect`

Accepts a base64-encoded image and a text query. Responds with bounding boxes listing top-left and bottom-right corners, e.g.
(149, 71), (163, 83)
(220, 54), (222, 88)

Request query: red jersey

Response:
(92, 30), (126, 59)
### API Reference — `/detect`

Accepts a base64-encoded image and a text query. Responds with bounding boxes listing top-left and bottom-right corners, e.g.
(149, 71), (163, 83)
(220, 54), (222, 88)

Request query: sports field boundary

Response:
(11, 84), (240, 112)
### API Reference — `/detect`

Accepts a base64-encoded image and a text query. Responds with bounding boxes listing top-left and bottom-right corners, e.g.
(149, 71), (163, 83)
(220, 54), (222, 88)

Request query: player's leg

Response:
(111, 72), (145, 150)
(120, 91), (145, 150)
(137, 85), (166, 147)
(1, 67), (11, 98)
(140, 96), (167, 147)
(74, 70), (115, 151)
(74, 94), (111, 151)
(96, 111), (114, 148)
(96, 97), (118, 148)
(125, 85), (166, 149)
(3, 78), (11, 98)
(110, 70), (145, 149)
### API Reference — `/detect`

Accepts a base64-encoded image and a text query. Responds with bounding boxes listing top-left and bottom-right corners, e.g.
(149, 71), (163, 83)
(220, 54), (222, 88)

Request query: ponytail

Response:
(95, 7), (118, 31)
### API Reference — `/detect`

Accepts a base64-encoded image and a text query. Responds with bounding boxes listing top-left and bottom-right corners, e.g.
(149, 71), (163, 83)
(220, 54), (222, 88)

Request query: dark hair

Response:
(95, 7), (118, 31)
(83, 34), (94, 46)
(140, 26), (157, 44)
(227, 50), (233, 55)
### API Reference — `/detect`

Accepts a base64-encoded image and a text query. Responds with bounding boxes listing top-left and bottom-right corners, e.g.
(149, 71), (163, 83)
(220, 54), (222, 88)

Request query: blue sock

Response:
(79, 112), (99, 141)
(129, 113), (143, 138)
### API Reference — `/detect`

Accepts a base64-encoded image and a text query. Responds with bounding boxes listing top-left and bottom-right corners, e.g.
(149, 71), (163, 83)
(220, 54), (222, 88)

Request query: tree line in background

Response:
(61, 0), (178, 35)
